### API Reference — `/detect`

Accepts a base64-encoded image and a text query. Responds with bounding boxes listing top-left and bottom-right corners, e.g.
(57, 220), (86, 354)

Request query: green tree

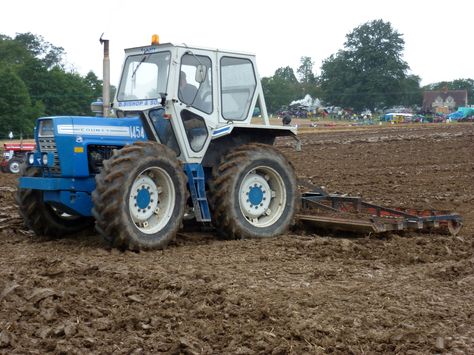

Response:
(274, 66), (298, 83)
(84, 71), (103, 99)
(297, 56), (322, 100)
(399, 75), (422, 107)
(0, 68), (34, 137)
(0, 35), (32, 68)
(320, 19), (411, 111)
(297, 56), (316, 84)
(0, 32), (105, 123)
(41, 68), (98, 116)
(262, 66), (300, 113)
(14, 32), (65, 69)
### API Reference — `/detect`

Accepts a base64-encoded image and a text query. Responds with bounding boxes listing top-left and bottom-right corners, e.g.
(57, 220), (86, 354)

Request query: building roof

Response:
(422, 90), (468, 111)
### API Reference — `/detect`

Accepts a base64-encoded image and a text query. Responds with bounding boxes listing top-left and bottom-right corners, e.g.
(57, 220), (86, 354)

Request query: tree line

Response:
(262, 19), (474, 114)
(0, 33), (103, 139)
(1, 23), (473, 139)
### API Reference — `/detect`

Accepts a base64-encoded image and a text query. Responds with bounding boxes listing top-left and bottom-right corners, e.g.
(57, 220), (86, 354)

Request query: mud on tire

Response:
(16, 165), (93, 237)
(92, 141), (186, 251)
(209, 143), (298, 239)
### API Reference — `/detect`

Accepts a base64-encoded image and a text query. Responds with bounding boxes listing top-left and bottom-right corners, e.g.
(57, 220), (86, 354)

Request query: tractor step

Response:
(184, 163), (211, 222)
(298, 189), (463, 236)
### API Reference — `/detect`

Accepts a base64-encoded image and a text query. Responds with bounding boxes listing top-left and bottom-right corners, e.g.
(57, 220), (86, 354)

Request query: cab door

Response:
(172, 49), (217, 161)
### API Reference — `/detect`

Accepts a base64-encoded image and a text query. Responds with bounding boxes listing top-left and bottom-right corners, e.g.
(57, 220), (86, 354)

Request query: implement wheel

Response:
(16, 165), (93, 237)
(92, 142), (186, 251)
(209, 143), (298, 239)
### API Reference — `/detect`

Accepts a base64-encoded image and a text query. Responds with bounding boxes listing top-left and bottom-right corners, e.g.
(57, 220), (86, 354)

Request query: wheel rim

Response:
(239, 166), (286, 228)
(128, 167), (175, 234)
(9, 161), (20, 173)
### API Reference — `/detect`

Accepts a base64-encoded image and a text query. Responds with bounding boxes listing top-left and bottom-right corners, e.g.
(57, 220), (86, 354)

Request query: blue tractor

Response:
(17, 36), (299, 250)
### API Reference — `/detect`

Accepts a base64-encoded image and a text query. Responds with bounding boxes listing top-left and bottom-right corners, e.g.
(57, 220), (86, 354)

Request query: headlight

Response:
(28, 153), (35, 165)
(38, 119), (54, 137)
(41, 153), (49, 165)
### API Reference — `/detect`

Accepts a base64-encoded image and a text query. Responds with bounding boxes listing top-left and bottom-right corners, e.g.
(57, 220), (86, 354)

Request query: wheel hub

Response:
(248, 186), (264, 205)
(129, 175), (159, 222)
(240, 172), (272, 218)
(10, 161), (20, 173)
(136, 187), (151, 209)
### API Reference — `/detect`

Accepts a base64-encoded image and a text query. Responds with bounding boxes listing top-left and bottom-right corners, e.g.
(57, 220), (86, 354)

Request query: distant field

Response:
(1, 123), (473, 353)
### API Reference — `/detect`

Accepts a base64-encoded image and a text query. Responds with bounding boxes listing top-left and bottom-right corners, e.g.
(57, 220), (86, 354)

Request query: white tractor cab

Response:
(113, 36), (298, 165)
(18, 36), (301, 252)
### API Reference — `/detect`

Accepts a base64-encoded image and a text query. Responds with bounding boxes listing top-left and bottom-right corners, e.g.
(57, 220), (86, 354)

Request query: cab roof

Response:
(124, 43), (256, 58)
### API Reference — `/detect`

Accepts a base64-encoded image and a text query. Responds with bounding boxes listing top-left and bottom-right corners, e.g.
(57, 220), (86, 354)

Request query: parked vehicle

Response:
(1, 142), (36, 174)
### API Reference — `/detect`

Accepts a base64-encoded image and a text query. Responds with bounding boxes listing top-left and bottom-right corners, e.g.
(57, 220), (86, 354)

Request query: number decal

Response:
(130, 126), (145, 139)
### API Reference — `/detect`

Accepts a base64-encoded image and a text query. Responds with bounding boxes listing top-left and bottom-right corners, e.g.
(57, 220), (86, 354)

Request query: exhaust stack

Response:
(100, 34), (110, 117)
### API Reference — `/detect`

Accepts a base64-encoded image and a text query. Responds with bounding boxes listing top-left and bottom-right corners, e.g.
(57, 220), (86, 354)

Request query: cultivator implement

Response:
(298, 187), (463, 236)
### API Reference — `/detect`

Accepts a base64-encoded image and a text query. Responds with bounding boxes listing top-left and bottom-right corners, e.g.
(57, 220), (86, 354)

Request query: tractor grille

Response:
(38, 137), (61, 174)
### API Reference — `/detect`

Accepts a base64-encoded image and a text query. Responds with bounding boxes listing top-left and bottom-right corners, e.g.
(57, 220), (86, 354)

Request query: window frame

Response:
(219, 56), (257, 121)
(179, 53), (214, 114)
(117, 51), (171, 102)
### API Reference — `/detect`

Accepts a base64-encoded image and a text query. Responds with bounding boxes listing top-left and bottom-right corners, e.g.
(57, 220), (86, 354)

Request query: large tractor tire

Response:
(92, 141), (186, 251)
(209, 143), (298, 239)
(16, 165), (93, 237)
(8, 158), (21, 174)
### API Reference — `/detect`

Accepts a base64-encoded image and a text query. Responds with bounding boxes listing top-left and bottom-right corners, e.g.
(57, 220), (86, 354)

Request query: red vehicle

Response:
(1, 142), (36, 174)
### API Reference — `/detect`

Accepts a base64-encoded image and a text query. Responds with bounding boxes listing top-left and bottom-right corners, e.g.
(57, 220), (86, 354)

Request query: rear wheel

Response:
(16, 165), (93, 237)
(209, 143), (298, 239)
(92, 142), (186, 251)
(8, 158), (21, 174)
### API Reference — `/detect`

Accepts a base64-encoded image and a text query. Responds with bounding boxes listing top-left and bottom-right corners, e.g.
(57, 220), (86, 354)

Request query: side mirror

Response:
(195, 64), (207, 83)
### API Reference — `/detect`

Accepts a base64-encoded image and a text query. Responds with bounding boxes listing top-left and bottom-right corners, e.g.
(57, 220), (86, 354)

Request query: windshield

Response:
(117, 51), (171, 101)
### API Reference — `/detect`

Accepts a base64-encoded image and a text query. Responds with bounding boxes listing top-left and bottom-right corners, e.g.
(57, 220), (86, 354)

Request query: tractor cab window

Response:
(179, 54), (213, 114)
(117, 51), (171, 101)
(220, 57), (256, 120)
(149, 108), (180, 156)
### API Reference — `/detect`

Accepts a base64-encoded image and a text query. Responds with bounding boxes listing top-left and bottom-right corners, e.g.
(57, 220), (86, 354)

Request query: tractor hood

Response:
(35, 116), (147, 177)
(46, 116), (147, 141)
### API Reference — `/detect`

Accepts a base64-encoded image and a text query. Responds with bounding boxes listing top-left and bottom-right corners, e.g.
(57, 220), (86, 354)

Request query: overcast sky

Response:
(2, 0), (472, 86)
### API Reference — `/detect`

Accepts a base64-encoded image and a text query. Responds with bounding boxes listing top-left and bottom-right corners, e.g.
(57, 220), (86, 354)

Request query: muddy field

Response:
(1, 123), (473, 354)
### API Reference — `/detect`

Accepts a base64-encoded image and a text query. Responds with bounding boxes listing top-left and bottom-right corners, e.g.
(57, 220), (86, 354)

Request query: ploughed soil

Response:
(1, 123), (473, 354)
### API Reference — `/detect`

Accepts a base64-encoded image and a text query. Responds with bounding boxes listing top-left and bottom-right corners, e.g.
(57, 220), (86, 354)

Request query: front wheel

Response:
(16, 165), (93, 237)
(92, 142), (187, 251)
(209, 143), (298, 239)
